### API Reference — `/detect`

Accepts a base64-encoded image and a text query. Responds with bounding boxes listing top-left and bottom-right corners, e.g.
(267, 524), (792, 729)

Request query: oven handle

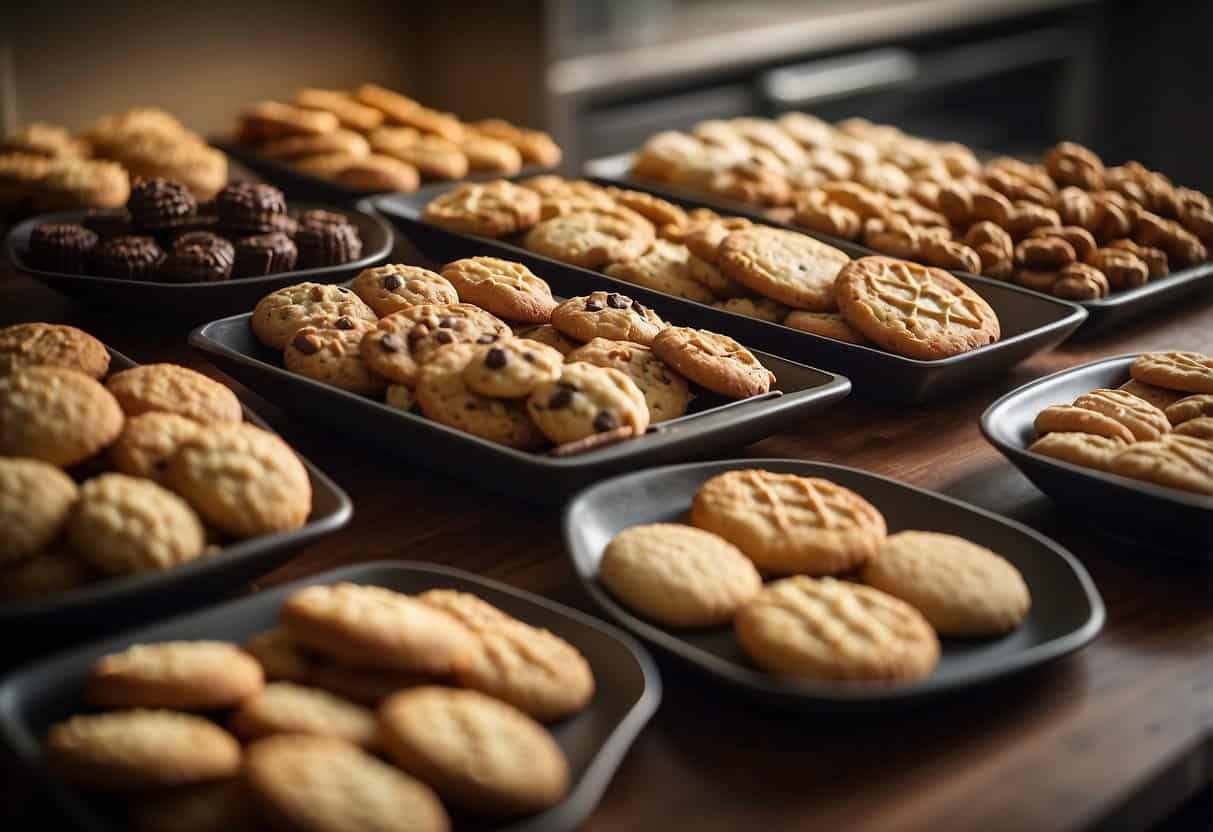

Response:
(760, 47), (919, 108)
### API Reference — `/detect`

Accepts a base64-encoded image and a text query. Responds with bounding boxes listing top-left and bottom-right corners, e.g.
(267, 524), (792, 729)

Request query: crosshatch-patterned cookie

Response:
(527, 361), (649, 445)
(716, 226), (850, 311)
(229, 681), (379, 749)
(1034, 404), (1135, 443)
(550, 291), (666, 345)
(1130, 351), (1213, 394)
(0, 322), (110, 378)
(1166, 394), (1213, 426)
(251, 282), (377, 350)
(691, 470), (887, 575)
(461, 338), (564, 399)
(441, 257), (558, 323)
(1028, 431), (1127, 471)
(651, 327), (774, 399)
(106, 363), (242, 424)
(108, 411), (201, 483)
(0, 457), (78, 563)
(361, 303), (510, 386)
(0, 366), (124, 467)
(86, 641), (264, 710)
(1109, 434), (1213, 495)
(1072, 388), (1170, 441)
(566, 338), (691, 422)
(285, 319), (386, 396)
(422, 179), (540, 237)
(350, 264), (458, 316)
(522, 206), (655, 270)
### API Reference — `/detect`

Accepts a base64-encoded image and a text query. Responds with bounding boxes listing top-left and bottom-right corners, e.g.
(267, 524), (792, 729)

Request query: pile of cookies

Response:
(234, 84), (561, 192)
(26, 179), (363, 282)
(251, 257), (776, 452)
(0, 322), (314, 601)
(599, 469), (1031, 684)
(0, 107), (227, 217)
(43, 581), (594, 828)
(1029, 350), (1213, 495)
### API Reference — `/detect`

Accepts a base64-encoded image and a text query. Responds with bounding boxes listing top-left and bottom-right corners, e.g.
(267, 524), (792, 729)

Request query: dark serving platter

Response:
(0, 561), (662, 832)
(0, 347), (352, 653)
(190, 313), (850, 503)
(564, 458), (1104, 710)
(372, 185), (1085, 403)
(981, 354), (1213, 552)
(585, 151), (1213, 338)
(5, 203), (393, 324)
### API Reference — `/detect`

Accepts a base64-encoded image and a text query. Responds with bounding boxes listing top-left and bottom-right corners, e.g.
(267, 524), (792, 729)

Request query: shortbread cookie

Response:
(230, 682), (378, 748)
(651, 327), (774, 399)
(281, 582), (477, 674)
(712, 296), (788, 323)
(105, 363), (242, 424)
(735, 576), (940, 682)
(380, 686), (569, 816)
(1072, 388), (1171, 441)
(441, 256), (558, 323)
(361, 303), (510, 386)
(0, 549), (95, 599)
(716, 226), (850, 311)
(462, 338), (564, 399)
(416, 344), (546, 449)
(604, 239), (716, 304)
(1175, 417), (1213, 440)
(285, 320), (386, 396)
(599, 523), (761, 628)
(527, 361), (649, 444)
(691, 470), (886, 575)
(251, 282), (377, 350)
(46, 710), (241, 790)
(1119, 378), (1185, 411)
(0, 366), (124, 467)
(1130, 351), (1213, 394)
(1166, 394), (1213, 426)
(861, 531), (1031, 637)
(350, 264), (458, 316)
(0, 457), (78, 563)
(1034, 405), (1135, 443)
(550, 291), (667, 345)
(422, 180), (540, 237)
(784, 310), (870, 344)
(127, 778), (262, 832)
(244, 734), (449, 832)
(1028, 431), (1127, 471)
(514, 323), (580, 356)
(418, 589), (595, 722)
(835, 257), (1001, 360)
(108, 411), (201, 484)
(87, 640), (264, 710)
(566, 338), (691, 421)
(522, 207), (655, 269)
(1110, 434), (1213, 494)
(0, 322), (109, 378)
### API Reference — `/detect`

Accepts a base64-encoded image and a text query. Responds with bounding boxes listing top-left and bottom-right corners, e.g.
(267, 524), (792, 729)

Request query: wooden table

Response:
(3, 259), (1212, 832)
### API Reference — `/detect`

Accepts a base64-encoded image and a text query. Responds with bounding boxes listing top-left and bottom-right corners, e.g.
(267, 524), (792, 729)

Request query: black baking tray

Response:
(372, 185), (1086, 403)
(0, 561), (662, 832)
(982, 354), (1213, 552)
(0, 347), (352, 655)
(189, 312), (850, 503)
(585, 152), (1213, 338)
(564, 458), (1104, 710)
(5, 203), (393, 324)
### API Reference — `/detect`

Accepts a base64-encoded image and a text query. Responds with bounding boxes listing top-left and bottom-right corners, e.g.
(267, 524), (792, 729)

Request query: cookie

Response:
(354, 84), (464, 141)
(0, 457), (78, 564)
(1072, 388), (1171, 441)
(835, 257), (1001, 360)
(293, 87), (384, 132)
(91, 235), (165, 280)
(418, 589), (595, 722)
(35, 158), (130, 212)
(1175, 417), (1213, 440)
(0, 322), (109, 379)
(128, 177), (196, 233)
(1028, 431), (1127, 471)
(416, 344), (546, 449)
(686, 253), (749, 299)
(251, 282), (376, 350)
(107, 411), (201, 484)
(651, 327), (774, 399)
(459, 133), (523, 175)
(1034, 405), (1135, 443)
(422, 180), (541, 238)
(294, 217), (363, 269)
(1166, 394), (1213, 426)
(0, 366), (124, 467)
(784, 310), (870, 344)
(158, 232), (234, 283)
(690, 470), (887, 575)
(527, 361), (649, 445)
(566, 338), (691, 422)
(46, 710), (241, 791)
(285, 320), (386, 396)
(441, 256), (558, 323)
(522, 207), (655, 269)
(1130, 351), (1213, 394)
(0, 549), (95, 599)
(599, 523), (761, 628)
(281, 582), (478, 674)
(469, 118), (562, 166)
(1118, 378), (1185, 411)
(677, 217), (753, 261)
(381, 134), (468, 180)
(244, 734), (449, 832)
(232, 231), (298, 278)
(1110, 434), (1213, 495)
(604, 239), (717, 303)
(245, 630), (427, 704)
(380, 686), (569, 816)
(550, 291), (666, 345)
(716, 226), (850, 311)
(361, 303), (510, 386)
(168, 422), (312, 538)
(735, 576), (940, 682)
(28, 223), (97, 273)
(514, 323), (580, 356)
(127, 778), (262, 832)
(240, 100), (340, 140)
(462, 338), (564, 399)
(712, 296), (788, 323)
(334, 154), (421, 193)
(216, 182), (290, 235)
(351, 264), (458, 316)
(230, 681), (379, 749)
(260, 127), (372, 160)
(87, 640), (264, 709)
(106, 363), (243, 424)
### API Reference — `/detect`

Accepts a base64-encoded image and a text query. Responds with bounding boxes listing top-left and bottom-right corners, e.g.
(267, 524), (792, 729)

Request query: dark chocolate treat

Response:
(128, 177), (197, 233)
(296, 208), (349, 229)
(232, 232), (298, 278)
(294, 219), (363, 269)
(81, 208), (131, 239)
(216, 182), (290, 235)
(158, 232), (235, 283)
(28, 223), (97, 273)
(90, 235), (165, 280)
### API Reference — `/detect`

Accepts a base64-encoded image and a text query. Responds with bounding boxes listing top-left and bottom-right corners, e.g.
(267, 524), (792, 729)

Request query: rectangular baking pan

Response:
(190, 313), (850, 503)
(372, 185), (1086, 403)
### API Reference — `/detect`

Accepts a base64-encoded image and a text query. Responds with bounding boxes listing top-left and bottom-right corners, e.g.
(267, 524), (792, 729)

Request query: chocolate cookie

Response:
(28, 223), (97, 274)
(159, 232), (235, 283)
(233, 232), (298, 278)
(295, 217), (363, 269)
(90, 235), (165, 280)
(81, 208), (132, 239)
(128, 177), (197, 233)
(216, 181), (291, 235)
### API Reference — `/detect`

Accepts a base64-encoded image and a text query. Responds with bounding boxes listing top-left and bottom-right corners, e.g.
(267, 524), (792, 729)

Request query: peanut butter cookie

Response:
(1166, 394), (1213, 426)
(1110, 434), (1213, 495)
(1130, 351), (1213, 394)
(1174, 417), (1213, 440)
(1034, 404), (1135, 443)
(1073, 388), (1171, 441)
(651, 327), (774, 399)
(230, 681), (379, 748)
(1028, 431), (1127, 471)
(1119, 379), (1186, 411)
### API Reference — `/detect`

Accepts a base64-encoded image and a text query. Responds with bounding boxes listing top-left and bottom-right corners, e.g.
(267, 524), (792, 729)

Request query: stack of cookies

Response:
(234, 83), (561, 193)
(26, 179), (363, 282)
(251, 256), (776, 453)
(0, 322), (314, 601)
(1029, 350), (1213, 495)
(43, 581), (594, 829)
(599, 469), (1032, 684)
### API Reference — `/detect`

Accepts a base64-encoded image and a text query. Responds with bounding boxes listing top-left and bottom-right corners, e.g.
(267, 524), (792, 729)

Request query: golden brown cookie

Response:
(0, 549), (95, 599)
(441, 257), (558, 323)
(333, 154), (421, 193)
(350, 264), (459, 317)
(1109, 434), (1213, 495)
(259, 128), (371, 161)
(285, 320), (386, 396)
(293, 87), (385, 132)
(1072, 388), (1171, 441)
(230, 681), (379, 748)
(1166, 394), (1213, 426)
(1174, 417), (1213, 440)
(0, 322), (110, 378)
(604, 239), (717, 304)
(677, 216), (752, 261)
(716, 226), (850, 311)
(527, 361), (649, 445)
(385, 384), (416, 413)
(462, 338), (564, 399)
(86, 640), (264, 710)
(240, 100), (339, 140)
(469, 118), (562, 166)
(566, 338), (691, 422)
(550, 291), (666, 345)
(1034, 404), (1135, 443)
(605, 188), (688, 227)
(252, 282), (377, 351)
(1119, 378), (1186, 411)
(459, 133), (523, 175)
(354, 84), (464, 141)
(381, 135), (469, 181)
(523, 207), (655, 270)
(784, 310), (870, 344)
(651, 327), (774, 399)
(361, 303), (511, 386)
(108, 411), (201, 484)
(1130, 351), (1213, 394)
(686, 253), (749, 299)
(0, 366), (124, 467)
(1027, 431), (1127, 471)
(0, 457), (78, 564)
(422, 180), (540, 238)
(105, 363), (242, 425)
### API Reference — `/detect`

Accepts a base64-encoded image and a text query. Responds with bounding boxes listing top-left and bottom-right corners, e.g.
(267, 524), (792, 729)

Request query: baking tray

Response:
(372, 185), (1086, 403)
(0, 561), (662, 832)
(981, 354), (1213, 552)
(564, 458), (1104, 710)
(585, 151), (1213, 338)
(5, 203), (393, 324)
(189, 312), (850, 503)
(0, 347), (352, 656)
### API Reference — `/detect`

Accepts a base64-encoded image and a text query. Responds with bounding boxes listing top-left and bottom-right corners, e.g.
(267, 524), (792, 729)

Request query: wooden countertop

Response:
(2, 255), (1212, 831)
